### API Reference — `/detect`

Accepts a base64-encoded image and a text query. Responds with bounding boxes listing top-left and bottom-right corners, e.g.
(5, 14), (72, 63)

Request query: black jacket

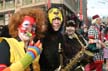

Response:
(39, 22), (65, 71)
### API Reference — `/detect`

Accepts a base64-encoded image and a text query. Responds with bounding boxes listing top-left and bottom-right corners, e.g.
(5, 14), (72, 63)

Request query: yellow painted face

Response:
(48, 8), (63, 24)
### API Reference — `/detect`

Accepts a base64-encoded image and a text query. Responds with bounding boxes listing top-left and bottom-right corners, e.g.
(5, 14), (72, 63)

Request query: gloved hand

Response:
(27, 40), (42, 59)
(19, 40), (42, 69)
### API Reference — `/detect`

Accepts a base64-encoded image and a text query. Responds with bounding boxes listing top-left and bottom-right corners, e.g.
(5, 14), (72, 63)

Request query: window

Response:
(0, 15), (5, 25)
(23, 0), (32, 5)
(5, 0), (15, 8)
(0, 0), (3, 9)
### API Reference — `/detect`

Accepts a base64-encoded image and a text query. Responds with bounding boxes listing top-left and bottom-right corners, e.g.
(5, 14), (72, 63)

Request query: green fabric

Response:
(20, 53), (33, 69)
(87, 43), (97, 52)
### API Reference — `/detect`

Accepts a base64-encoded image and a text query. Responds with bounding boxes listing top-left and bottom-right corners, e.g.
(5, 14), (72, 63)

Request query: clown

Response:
(0, 7), (46, 71)
(85, 15), (105, 71)
(39, 7), (65, 71)
(18, 16), (36, 41)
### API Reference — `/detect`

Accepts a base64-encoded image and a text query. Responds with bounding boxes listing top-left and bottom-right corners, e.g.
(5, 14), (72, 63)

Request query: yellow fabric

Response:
(3, 38), (40, 71)
(33, 55), (40, 71)
(10, 61), (24, 71)
(0, 37), (3, 42)
(4, 38), (25, 63)
(32, 42), (42, 71)
(3, 61), (24, 71)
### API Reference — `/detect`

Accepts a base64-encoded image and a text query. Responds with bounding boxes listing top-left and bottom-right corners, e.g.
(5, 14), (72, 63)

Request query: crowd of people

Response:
(0, 7), (108, 71)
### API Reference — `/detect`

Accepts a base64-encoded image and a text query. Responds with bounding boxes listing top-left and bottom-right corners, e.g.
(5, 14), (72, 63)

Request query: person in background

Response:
(85, 14), (105, 71)
(0, 25), (11, 37)
(63, 19), (92, 71)
(103, 27), (108, 70)
(80, 24), (88, 41)
(39, 7), (65, 71)
(0, 7), (47, 71)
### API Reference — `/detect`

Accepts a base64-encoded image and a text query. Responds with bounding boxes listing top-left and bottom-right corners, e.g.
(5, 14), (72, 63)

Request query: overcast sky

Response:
(87, 0), (108, 17)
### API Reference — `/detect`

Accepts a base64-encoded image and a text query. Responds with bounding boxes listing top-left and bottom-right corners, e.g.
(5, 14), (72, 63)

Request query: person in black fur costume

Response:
(39, 7), (65, 71)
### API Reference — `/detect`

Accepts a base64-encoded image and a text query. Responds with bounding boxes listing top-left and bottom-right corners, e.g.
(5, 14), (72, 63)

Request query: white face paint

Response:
(18, 16), (36, 41)
(18, 20), (33, 41)
(52, 19), (62, 31)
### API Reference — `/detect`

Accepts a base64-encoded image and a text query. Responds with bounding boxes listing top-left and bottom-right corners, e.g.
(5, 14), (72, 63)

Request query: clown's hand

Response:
(27, 40), (42, 60)
(18, 40), (42, 69)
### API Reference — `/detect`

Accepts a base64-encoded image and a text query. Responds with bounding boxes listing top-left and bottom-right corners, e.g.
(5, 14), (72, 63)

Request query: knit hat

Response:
(66, 20), (76, 27)
(92, 15), (100, 19)
(92, 14), (100, 24)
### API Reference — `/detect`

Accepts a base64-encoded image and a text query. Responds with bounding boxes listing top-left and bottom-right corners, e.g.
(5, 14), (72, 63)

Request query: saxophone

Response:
(61, 33), (93, 71)
(55, 43), (64, 71)
(61, 48), (85, 71)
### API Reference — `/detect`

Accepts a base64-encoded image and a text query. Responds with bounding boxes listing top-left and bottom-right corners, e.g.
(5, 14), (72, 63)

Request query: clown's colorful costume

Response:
(0, 37), (41, 71)
(0, 7), (46, 71)
(85, 15), (105, 71)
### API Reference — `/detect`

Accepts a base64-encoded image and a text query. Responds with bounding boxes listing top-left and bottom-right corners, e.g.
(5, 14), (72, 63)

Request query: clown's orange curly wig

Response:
(8, 7), (47, 39)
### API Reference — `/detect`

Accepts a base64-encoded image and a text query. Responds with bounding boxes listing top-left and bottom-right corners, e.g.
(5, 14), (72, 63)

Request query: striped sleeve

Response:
(88, 26), (96, 39)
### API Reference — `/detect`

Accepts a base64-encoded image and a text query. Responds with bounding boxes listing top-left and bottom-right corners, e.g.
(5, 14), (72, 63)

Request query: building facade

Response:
(0, 0), (78, 25)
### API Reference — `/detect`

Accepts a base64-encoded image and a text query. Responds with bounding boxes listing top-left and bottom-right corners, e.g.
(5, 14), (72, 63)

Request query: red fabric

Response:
(104, 34), (108, 40)
(99, 32), (102, 41)
(92, 15), (100, 19)
(29, 41), (34, 46)
(3, 67), (11, 71)
(0, 68), (5, 71)
(85, 62), (103, 71)
(0, 64), (7, 71)
(27, 50), (37, 58)
(88, 35), (94, 39)
(95, 60), (104, 63)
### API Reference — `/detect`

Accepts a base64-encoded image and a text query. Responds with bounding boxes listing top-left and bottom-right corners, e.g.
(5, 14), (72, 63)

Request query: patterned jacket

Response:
(88, 24), (104, 63)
